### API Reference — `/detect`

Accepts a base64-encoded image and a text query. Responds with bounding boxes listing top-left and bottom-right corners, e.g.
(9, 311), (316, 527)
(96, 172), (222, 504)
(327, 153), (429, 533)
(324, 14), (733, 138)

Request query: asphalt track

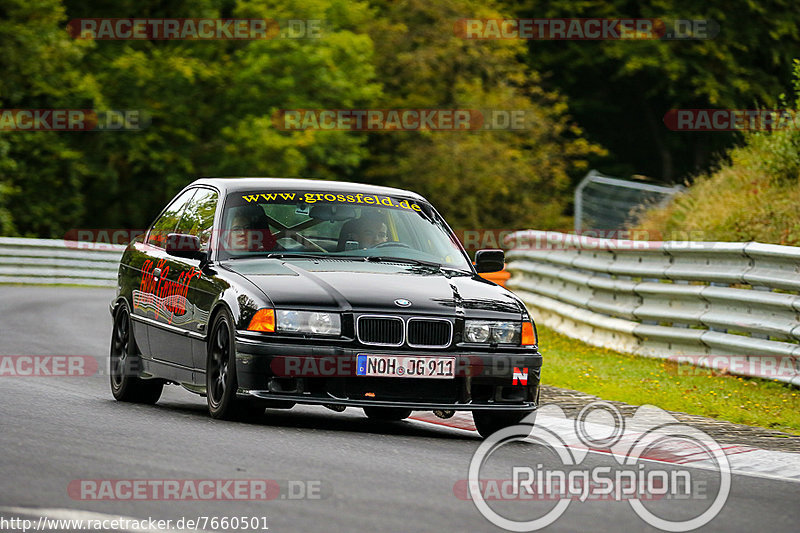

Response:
(1, 286), (798, 533)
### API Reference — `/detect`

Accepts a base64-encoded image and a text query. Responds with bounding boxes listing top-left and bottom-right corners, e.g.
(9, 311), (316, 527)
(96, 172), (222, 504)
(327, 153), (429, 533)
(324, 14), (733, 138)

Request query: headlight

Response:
(276, 310), (341, 336)
(464, 321), (491, 343)
(464, 320), (522, 344)
(491, 322), (518, 343)
(307, 312), (338, 335)
(278, 310), (301, 332)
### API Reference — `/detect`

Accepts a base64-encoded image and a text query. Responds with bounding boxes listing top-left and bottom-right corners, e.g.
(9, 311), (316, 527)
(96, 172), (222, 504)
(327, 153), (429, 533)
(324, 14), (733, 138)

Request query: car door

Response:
(138, 188), (199, 372)
(165, 187), (223, 375)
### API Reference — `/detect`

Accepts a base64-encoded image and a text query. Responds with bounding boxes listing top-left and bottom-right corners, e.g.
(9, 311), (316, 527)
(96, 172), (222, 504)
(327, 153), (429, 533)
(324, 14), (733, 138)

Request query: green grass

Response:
(635, 62), (800, 246)
(540, 325), (800, 435)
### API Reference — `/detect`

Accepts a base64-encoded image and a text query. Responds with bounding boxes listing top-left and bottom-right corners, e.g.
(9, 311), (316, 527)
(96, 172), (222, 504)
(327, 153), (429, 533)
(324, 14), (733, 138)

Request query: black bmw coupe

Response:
(109, 178), (541, 437)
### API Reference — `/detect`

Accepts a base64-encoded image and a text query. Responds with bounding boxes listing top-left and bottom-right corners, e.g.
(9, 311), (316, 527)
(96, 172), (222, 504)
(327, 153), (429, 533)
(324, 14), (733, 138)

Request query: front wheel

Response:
(206, 309), (263, 421)
(472, 410), (534, 439)
(363, 407), (412, 421)
(109, 302), (163, 404)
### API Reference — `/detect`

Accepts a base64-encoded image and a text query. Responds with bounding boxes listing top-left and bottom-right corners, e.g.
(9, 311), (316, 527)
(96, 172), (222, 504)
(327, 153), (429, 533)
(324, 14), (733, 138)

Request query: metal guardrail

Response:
(505, 231), (800, 386)
(2, 235), (799, 384)
(0, 237), (123, 287)
(574, 170), (683, 232)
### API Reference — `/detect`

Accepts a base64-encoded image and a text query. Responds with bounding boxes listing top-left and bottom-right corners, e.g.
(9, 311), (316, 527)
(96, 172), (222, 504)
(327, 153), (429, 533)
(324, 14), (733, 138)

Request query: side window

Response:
(147, 189), (197, 248)
(175, 188), (219, 249)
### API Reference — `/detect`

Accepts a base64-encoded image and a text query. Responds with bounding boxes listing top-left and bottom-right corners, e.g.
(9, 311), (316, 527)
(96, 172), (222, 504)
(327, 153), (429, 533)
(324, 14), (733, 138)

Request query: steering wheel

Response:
(372, 241), (411, 249)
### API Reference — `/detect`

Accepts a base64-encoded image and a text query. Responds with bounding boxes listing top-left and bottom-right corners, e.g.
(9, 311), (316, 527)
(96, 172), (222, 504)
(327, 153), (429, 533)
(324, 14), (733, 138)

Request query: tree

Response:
(0, 0), (101, 236)
(63, 0), (382, 230)
(362, 0), (605, 230)
(508, 0), (800, 181)
(635, 59), (800, 245)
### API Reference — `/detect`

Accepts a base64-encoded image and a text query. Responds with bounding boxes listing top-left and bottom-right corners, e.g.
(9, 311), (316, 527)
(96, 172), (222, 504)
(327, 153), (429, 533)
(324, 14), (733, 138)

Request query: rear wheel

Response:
(109, 302), (163, 404)
(363, 407), (412, 421)
(472, 410), (534, 439)
(206, 309), (263, 421)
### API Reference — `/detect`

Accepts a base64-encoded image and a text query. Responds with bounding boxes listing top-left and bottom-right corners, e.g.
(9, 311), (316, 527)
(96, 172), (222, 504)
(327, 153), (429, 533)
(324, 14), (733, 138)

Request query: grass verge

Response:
(540, 325), (800, 435)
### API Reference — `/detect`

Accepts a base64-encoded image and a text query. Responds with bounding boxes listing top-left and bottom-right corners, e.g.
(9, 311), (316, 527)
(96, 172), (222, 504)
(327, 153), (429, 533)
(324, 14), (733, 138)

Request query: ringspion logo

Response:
(465, 402), (730, 531)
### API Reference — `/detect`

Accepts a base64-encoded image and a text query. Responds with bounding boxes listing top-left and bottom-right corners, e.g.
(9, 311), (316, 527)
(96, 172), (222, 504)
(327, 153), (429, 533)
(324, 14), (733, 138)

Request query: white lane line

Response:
(409, 411), (800, 483)
(409, 412), (475, 432)
(0, 507), (213, 533)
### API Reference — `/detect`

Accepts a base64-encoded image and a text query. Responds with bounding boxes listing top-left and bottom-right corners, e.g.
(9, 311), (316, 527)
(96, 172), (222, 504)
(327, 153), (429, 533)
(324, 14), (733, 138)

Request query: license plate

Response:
(356, 354), (455, 379)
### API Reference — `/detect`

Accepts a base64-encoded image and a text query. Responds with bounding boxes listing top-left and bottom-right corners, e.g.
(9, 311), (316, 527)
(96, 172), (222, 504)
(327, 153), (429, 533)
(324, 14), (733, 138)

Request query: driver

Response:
(339, 211), (388, 249)
(226, 205), (277, 252)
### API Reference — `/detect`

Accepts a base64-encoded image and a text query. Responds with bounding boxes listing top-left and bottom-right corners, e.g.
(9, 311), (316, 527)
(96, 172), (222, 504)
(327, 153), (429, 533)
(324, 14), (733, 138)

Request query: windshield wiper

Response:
(264, 252), (368, 261)
(366, 256), (443, 269)
(368, 256), (474, 275)
(264, 252), (329, 260)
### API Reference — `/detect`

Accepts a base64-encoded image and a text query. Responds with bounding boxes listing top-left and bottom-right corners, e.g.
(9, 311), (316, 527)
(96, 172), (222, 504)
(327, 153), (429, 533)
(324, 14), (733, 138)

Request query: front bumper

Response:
(235, 336), (542, 411)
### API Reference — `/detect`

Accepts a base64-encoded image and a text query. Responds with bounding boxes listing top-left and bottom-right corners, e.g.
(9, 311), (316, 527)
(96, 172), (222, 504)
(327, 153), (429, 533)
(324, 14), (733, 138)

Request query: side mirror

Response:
(475, 249), (505, 273)
(166, 233), (206, 260)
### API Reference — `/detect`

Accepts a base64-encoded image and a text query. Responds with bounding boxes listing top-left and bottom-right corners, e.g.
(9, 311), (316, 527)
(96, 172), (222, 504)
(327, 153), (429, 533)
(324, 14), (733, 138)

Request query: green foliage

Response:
(2, 0), (799, 238)
(541, 325), (800, 434)
(361, 0), (605, 230)
(0, 0), (100, 237)
(636, 60), (800, 245)
(1, 0), (384, 234)
(68, 0), (383, 229)
(506, 0), (800, 180)
(0, 0), (603, 237)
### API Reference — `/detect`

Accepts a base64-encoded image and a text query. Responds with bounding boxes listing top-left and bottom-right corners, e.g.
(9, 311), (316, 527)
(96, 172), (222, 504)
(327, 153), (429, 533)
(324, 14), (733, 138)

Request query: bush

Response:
(636, 60), (800, 245)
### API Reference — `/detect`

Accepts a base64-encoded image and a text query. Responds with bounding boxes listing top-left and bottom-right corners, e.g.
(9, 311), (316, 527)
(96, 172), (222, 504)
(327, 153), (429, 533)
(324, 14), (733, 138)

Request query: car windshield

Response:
(217, 190), (472, 271)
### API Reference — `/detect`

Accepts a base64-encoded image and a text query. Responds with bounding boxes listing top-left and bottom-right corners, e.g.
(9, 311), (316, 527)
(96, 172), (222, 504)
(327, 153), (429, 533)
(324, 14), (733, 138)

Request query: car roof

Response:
(190, 177), (427, 202)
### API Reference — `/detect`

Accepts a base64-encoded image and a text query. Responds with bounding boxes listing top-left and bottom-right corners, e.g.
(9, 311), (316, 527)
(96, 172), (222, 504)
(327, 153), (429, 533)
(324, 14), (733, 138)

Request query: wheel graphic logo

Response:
(575, 401), (625, 449)
(466, 402), (731, 532)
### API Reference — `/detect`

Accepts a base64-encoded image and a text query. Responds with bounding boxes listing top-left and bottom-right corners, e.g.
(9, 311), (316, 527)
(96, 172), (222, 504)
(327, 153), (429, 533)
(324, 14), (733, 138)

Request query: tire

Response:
(363, 407), (412, 421)
(472, 410), (534, 439)
(110, 302), (163, 404)
(206, 309), (262, 421)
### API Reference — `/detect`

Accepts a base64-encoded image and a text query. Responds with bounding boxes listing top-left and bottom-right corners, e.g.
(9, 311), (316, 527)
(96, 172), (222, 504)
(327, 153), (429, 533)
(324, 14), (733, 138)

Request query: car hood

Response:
(223, 259), (524, 319)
